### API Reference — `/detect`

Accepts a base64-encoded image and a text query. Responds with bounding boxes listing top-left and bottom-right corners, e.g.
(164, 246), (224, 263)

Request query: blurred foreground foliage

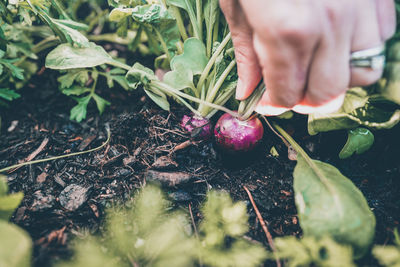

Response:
(57, 185), (267, 267)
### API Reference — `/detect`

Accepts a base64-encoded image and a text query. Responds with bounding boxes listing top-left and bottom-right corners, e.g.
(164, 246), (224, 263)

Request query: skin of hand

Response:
(219, 0), (396, 115)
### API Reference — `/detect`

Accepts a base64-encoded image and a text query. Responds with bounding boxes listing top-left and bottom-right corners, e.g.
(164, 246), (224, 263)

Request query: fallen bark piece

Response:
(151, 156), (178, 170)
(59, 184), (91, 211)
(31, 191), (55, 212)
(145, 170), (195, 187)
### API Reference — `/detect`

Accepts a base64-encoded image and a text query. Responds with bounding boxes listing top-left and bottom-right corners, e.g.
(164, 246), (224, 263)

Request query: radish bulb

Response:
(180, 115), (212, 140)
(214, 113), (264, 153)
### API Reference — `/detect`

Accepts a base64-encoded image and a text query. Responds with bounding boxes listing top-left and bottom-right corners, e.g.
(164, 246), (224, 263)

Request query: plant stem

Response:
(196, 32), (231, 93)
(204, 60), (236, 103)
(238, 81), (265, 120)
(152, 80), (238, 117)
(171, 6), (188, 41)
(107, 60), (131, 71)
(196, 0), (202, 41)
(184, 0), (201, 39)
(154, 28), (172, 63)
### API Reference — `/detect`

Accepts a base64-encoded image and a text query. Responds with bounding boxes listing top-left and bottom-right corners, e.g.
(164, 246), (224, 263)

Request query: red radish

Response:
(181, 115), (212, 140)
(214, 113), (264, 153)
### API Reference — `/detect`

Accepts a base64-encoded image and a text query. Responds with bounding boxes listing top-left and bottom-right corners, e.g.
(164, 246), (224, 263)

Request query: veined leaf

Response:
(308, 87), (400, 135)
(163, 63), (195, 91)
(294, 154), (376, 258)
(70, 95), (91, 122)
(339, 128), (374, 159)
(61, 86), (91, 96)
(92, 94), (111, 115)
(170, 38), (208, 75)
(144, 89), (170, 111)
(58, 69), (89, 88)
(46, 43), (113, 70)
(0, 221), (32, 267)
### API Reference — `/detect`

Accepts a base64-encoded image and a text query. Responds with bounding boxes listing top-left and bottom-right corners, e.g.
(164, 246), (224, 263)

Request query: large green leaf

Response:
(0, 221), (32, 267)
(45, 43), (113, 70)
(308, 87), (400, 135)
(163, 63), (194, 91)
(170, 38), (208, 75)
(294, 154), (376, 258)
(339, 128), (375, 159)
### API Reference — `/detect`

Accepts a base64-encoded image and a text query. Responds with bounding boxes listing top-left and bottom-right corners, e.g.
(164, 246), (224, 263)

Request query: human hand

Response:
(220, 0), (396, 115)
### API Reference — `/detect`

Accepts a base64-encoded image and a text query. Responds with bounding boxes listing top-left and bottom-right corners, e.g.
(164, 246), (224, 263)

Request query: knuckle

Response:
(351, 69), (383, 86)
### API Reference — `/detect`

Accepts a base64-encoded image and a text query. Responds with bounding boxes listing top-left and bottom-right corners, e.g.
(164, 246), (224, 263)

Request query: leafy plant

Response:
(270, 236), (355, 267)
(0, 220), (32, 267)
(274, 124), (376, 258)
(373, 229), (400, 267)
(57, 185), (266, 267)
(0, 175), (24, 221)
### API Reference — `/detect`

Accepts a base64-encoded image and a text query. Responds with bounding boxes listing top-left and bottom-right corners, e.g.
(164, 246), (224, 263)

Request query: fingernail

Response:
(255, 104), (289, 116)
(235, 79), (246, 100)
(293, 93), (346, 114)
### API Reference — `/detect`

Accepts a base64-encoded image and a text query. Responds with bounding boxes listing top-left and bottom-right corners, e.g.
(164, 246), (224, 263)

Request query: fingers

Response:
(242, 1), (320, 108)
(303, 2), (353, 107)
(350, 0), (385, 87)
(375, 0), (396, 41)
(219, 0), (262, 100)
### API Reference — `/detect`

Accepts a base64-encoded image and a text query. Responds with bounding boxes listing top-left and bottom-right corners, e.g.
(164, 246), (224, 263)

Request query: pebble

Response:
(59, 184), (91, 211)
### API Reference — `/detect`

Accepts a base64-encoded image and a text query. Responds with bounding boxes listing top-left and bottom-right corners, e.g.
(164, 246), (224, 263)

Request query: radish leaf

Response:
(339, 128), (374, 159)
(170, 38), (208, 75)
(294, 154), (375, 258)
(46, 43), (112, 70)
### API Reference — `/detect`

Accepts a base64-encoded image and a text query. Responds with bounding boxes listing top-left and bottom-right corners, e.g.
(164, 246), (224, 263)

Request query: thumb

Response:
(219, 0), (262, 100)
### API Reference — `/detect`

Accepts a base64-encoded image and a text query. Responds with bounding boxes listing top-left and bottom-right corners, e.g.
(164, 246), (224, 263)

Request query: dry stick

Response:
(189, 203), (203, 267)
(0, 125), (111, 173)
(261, 116), (291, 149)
(8, 137), (49, 173)
(243, 186), (281, 267)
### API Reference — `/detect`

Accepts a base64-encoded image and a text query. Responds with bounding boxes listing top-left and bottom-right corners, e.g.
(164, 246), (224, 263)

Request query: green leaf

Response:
(62, 86), (91, 96)
(92, 94), (111, 115)
(170, 38), (208, 75)
(0, 59), (24, 80)
(339, 128), (375, 159)
(46, 43), (113, 70)
(308, 87), (400, 135)
(109, 7), (134, 21)
(126, 62), (157, 89)
(163, 63), (194, 90)
(0, 88), (20, 101)
(0, 177), (7, 197)
(0, 221), (32, 267)
(373, 230), (400, 267)
(70, 95), (91, 122)
(132, 4), (180, 55)
(294, 154), (376, 258)
(58, 69), (90, 88)
(0, 193), (24, 221)
(272, 236), (356, 267)
(144, 89), (170, 111)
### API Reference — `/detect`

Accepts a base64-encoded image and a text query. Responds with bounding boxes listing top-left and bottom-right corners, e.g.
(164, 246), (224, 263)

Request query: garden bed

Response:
(1, 68), (399, 266)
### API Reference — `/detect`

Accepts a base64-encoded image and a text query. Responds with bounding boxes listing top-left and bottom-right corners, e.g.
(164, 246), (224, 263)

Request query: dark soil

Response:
(1, 68), (399, 267)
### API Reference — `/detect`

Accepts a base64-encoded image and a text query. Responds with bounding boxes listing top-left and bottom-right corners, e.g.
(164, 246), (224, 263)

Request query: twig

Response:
(189, 203), (203, 267)
(8, 137), (49, 173)
(261, 116), (291, 149)
(0, 125), (111, 173)
(243, 186), (281, 267)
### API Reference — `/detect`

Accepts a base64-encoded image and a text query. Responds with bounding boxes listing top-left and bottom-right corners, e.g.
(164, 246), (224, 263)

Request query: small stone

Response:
(145, 170), (195, 187)
(31, 190), (55, 212)
(36, 172), (48, 183)
(59, 184), (91, 211)
(151, 156), (178, 170)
